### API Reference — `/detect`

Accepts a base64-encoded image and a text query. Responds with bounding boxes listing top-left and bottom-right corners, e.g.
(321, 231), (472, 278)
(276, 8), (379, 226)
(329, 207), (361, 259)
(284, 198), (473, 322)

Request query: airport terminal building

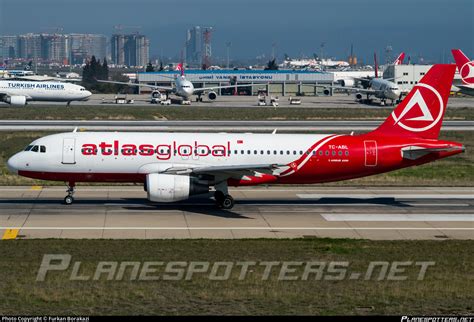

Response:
(136, 69), (372, 96)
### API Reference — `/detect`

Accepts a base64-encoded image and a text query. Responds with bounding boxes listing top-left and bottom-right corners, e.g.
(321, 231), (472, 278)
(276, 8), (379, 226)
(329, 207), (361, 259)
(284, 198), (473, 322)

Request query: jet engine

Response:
(145, 173), (209, 202)
(5, 95), (27, 106)
(355, 93), (363, 100)
(207, 91), (217, 101)
(338, 79), (354, 87)
(151, 90), (161, 99)
(323, 89), (330, 96)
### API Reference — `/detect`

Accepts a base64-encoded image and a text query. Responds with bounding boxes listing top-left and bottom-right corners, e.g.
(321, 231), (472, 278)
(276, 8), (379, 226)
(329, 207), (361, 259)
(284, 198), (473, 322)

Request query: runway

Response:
(0, 186), (472, 240)
(0, 120), (472, 132)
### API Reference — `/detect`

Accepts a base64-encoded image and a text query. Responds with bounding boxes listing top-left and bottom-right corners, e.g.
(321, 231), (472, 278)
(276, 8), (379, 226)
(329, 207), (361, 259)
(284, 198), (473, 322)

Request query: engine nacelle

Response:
(323, 89), (330, 96)
(338, 79), (354, 87)
(5, 95), (27, 106)
(145, 173), (209, 202)
(207, 91), (217, 101)
(355, 93), (363, 100)
(151, 90), (161, 99)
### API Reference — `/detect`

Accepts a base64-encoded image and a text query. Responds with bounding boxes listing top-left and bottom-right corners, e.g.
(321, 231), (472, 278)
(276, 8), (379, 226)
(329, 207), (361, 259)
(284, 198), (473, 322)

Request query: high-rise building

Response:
(70, 34), (107, 65)
(0, 36), (18, 59)
(40, 34), (70, 64)
(17, 33), (42, 60)
(111, 34), (149, 67)
(186, 26), (202, 66)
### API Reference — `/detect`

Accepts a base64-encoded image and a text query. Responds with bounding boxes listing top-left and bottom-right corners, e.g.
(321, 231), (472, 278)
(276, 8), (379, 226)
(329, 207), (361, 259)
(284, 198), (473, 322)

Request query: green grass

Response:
(0, 239), (472, 315)
(0, 105), (473, 120)
(0, 131), (472, 186)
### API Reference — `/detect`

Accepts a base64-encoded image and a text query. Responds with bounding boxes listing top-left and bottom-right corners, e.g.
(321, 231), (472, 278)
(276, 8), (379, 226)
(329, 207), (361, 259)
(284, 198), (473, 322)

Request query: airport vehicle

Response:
(0, 80), (91, 106)
(7, 64), (464, 208)
(451, 49), (474, 96)
(99, 63), (259, 104)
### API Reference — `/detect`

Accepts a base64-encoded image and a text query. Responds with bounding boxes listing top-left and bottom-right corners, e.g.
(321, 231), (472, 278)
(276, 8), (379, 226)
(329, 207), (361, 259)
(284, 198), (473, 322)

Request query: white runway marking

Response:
(297, 194), (474, 199)
(1, 227), (473, 230)
(321, 213), (474, 222)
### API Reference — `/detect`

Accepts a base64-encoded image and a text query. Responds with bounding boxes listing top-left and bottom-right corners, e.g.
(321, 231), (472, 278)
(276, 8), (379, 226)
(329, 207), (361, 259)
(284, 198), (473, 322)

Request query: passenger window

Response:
(40, 146), (46, 153)
(31, 145), (39, 152)
(319, 151), (323, 156)
(338, 151), (342, 156)
(325, 151), (329, 156)
(345, 151), (349, 156)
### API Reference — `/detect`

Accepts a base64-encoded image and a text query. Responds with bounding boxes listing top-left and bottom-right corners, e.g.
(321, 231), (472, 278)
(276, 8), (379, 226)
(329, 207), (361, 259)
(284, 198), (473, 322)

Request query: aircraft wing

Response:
(193, 83), (264, 93)
(454, 84), (474, 96)
(401, 145), (464, 160)
(97, 80), (174, 92)
(160, 163), (283, 178)
(311, 84), (377, 94)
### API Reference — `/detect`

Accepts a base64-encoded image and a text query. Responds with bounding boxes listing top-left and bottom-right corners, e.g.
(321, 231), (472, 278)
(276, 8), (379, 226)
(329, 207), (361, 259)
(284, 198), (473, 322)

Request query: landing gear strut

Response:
(64, 182), (75, 205)
(214, 190), (235, 210)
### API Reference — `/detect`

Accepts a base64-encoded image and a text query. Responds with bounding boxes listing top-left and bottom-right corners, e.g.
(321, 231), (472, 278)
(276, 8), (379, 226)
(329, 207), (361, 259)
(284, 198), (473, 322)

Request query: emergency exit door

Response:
(62, 138), (76, 164)
(364, 140), (377, 167)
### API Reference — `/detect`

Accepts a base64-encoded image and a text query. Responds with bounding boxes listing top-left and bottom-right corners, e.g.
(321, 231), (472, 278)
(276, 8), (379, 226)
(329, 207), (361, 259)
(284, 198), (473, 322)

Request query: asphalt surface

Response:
(1, 186), (472, 240)
(0, 120), (472, 132)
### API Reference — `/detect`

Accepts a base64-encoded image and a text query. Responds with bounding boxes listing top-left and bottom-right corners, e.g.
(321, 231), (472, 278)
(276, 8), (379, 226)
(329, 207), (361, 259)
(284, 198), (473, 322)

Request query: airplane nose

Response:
(7, 154), (19, 174)
(84, 91), (92, 100)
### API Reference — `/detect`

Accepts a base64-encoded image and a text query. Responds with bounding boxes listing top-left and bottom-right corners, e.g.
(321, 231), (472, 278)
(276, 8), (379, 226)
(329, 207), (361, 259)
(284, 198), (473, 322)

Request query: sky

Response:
(0, 0), (473, 64)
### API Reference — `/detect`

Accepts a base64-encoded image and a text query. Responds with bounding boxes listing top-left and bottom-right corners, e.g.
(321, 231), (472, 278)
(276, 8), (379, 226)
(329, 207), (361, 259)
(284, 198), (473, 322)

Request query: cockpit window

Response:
(31, 145), (39, 152)
(40, 146), (46, 153)
(24, 145), (33, 151)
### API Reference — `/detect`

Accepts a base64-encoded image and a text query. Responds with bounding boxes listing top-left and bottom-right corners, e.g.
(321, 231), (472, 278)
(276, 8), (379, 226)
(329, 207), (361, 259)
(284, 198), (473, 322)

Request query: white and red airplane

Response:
(451, 49), (474, 96)
(100, 63), (259, 104)
(7, 64), (464, 209)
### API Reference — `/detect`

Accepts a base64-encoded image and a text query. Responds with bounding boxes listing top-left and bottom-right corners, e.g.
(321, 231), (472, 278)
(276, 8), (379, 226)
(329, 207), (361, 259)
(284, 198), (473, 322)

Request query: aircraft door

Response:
(364, 140), (377, 167)
(62, 138), (76, 164)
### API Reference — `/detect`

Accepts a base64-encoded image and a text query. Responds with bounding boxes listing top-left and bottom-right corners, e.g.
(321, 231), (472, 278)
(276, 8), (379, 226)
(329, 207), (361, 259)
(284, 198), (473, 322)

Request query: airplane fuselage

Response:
(0, 80), (92, 103)
(7, 131), (462, 186)
(369, 78), (401, 101)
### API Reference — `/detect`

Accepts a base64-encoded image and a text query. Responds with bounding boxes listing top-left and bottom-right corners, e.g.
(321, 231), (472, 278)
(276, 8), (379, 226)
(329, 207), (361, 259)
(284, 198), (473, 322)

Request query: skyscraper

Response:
(0, 36), (18, 59)
(70, 34), (107, 65)
(186, 26), (202, 66)
(111, 34), (149, 67)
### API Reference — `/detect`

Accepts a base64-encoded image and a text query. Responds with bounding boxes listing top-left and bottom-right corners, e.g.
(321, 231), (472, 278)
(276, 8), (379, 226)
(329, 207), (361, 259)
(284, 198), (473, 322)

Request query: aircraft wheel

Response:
(221, 195), (235, 210)
(64, 195), (74, 205)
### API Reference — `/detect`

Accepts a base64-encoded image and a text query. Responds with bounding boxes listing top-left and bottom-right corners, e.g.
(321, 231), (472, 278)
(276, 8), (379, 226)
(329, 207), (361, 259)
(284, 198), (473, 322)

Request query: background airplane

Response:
(99, 63), (262, 104)
(451, 49), (474, 96)
(320, 52), (404, 105)
(7, 64), (464, 209)
(0, 79), (91, 106)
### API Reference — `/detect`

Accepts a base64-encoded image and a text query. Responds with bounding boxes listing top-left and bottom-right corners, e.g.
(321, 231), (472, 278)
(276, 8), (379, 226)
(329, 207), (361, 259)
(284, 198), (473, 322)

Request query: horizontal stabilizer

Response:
(401, 145), (464, 160)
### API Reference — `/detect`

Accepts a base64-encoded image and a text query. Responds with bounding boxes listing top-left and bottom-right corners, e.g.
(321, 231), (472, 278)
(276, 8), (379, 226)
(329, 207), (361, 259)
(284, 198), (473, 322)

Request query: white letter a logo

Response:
(394, 89), (434, 124)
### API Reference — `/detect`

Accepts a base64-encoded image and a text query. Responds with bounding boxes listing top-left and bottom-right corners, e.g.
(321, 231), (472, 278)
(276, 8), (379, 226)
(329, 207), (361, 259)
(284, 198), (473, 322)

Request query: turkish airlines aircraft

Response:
(7, 64), (464, 209)
(451, 49), (474, 96)
(0, 80), (92, 106)
(320, 52), (404, 105)
(99, 63), (259, 104)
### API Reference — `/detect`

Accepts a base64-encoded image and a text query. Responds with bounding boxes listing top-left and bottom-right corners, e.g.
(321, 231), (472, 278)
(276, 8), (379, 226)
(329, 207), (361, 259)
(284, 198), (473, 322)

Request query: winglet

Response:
(73, 127), (78, 133)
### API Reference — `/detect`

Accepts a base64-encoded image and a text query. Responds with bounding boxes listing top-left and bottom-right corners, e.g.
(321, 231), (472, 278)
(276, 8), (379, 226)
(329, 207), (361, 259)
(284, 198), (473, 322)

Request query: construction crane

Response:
(113, 25), (142, 34)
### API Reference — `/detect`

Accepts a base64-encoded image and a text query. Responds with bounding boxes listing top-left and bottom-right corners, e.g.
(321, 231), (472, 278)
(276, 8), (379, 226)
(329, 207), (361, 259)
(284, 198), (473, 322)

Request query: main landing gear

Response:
(64, 182), (75, 205)
(214, 190), (235, 210)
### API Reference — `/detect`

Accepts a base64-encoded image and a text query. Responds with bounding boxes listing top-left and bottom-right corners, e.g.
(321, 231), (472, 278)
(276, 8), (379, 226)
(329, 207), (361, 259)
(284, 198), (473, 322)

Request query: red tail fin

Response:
(393, 52), (405, 65)
(176, 63), (184, 76)
(371, 64), (456, 139)
(451, 49), (474, 85)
